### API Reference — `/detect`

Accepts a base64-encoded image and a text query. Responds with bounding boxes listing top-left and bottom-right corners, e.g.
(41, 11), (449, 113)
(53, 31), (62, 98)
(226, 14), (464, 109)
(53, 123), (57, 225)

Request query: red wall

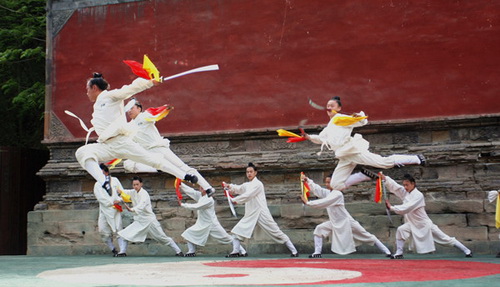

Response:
(51, 0), (500, 140)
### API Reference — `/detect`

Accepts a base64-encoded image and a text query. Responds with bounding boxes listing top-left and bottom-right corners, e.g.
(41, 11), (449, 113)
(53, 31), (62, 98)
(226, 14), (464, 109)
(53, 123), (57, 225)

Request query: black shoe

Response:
(205, 187), (215, 197)
(385, 253), (392, 258)
(184, 174), (198, 184)
(496, 252), (500, 258)
(361, 168), (379, 180)
(390, 254), (404, 259)
(239, 253), (248, 257)
(175, 252), (184, 257)
(308, 253), (322, 258)
(115, 253), (127, 257)
(184, 252), (196, 257)
(465, 252), (473, 258)
(417, 154), (427, 166)
(290, 253), (299, 257)
(111, 248), (118, 257)
(225, 253), (240, 258)
(102, 176), (112, 196)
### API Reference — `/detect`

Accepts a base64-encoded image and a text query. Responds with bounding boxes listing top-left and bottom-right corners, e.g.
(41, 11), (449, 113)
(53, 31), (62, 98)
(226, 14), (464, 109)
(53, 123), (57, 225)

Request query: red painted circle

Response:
(205, 259), (500, 284)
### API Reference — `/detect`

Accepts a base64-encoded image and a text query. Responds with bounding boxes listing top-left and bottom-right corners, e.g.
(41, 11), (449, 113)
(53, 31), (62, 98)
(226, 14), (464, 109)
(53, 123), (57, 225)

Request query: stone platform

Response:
(29, 115), (500, 255)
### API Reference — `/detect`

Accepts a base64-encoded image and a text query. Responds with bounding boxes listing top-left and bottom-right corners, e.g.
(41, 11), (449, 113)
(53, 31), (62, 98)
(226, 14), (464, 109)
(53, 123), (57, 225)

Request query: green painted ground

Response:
(0, 254), (498, 287)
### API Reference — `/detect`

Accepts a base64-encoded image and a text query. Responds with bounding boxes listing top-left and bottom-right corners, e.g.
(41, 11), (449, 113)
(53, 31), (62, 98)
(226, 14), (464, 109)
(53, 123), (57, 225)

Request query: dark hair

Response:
(402, 174), (416, 184)
(132, 176), (143, 183)
(88, 72), (109, 91)
(131, 97), (143, 111)
(247, 162), (257, 171)
(330, 96), (342, 107)
(99, 163), (109, 173)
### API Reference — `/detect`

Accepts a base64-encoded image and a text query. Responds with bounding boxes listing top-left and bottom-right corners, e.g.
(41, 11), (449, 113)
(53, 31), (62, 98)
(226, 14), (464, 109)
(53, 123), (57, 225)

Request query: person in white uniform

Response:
(122, 99), (215, 196)
(486, 189), (500, 258)
(300, 174), (391, 258)
(75, 73), (198, 196)
(93, 163), (127, 256)
(178, 183), (246, 256)
(223, 163), (299, 257)
(117, 176), (183, 256)
(303, 96), (425, 191)
(382, 173), (472, 259)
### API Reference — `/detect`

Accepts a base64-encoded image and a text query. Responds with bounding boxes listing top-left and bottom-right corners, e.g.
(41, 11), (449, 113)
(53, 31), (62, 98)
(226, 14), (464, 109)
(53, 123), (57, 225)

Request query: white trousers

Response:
(76, 136), (189, 185)
(123, 146), (212, 190)
(331, 152), (420, 190)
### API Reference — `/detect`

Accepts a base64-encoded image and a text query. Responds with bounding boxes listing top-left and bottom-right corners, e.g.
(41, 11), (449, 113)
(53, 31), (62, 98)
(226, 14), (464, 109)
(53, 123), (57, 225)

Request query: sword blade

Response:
(162, 64), (219, 82)
(308, 98), (326, 110)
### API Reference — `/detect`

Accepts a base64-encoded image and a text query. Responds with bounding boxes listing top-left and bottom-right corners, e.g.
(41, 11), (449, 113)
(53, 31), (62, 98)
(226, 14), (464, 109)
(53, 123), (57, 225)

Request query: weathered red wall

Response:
(51, 0), (500, 140)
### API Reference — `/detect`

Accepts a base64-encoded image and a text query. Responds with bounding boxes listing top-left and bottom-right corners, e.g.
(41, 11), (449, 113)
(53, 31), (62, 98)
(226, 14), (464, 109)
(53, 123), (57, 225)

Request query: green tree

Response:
(0, 0), (46, 149)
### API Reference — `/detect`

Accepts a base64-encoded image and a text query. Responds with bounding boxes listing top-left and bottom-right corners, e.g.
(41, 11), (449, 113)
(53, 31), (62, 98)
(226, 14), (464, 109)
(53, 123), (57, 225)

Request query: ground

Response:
(1, 254), (498, 287)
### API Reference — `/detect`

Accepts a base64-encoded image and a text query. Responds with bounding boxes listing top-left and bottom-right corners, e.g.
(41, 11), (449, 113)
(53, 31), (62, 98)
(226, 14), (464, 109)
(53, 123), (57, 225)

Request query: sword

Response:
(223, 184), (237, 218)
(161, 64), (219, 82)
(382, 179), (393, 225)
(308, 98), (326, 110)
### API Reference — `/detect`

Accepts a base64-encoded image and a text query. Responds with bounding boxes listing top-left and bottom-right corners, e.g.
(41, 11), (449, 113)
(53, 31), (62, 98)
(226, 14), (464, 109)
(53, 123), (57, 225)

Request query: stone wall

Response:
(29, 115), (500, 256)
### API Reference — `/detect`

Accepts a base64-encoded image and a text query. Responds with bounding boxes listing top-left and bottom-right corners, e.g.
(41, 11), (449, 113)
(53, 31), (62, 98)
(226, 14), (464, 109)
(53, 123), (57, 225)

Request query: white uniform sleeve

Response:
(391, 192), (424, 215)
(384, 176), (407, 200)
(307, 191), (342, 209)
(180, 183), (201, 201)
(181, 197), (213, 211)
(307, 179), (330, 199)
(488, 190), (499, 203)
(232, 182), (261, 204)
(106, 78), (154, 102)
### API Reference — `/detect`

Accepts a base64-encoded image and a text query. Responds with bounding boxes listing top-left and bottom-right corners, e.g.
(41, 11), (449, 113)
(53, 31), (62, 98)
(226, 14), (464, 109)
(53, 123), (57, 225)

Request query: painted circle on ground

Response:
(37, 259), (499, 286)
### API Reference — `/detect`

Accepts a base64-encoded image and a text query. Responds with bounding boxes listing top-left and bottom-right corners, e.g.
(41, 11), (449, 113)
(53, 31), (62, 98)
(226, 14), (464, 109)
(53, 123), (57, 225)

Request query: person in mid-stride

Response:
(117, 176), (183, 256)
(178, 183), (246, 257)
(300, 173), (391, 258)
(303, 96), (426, 192)
(382, 172), (472, 259)
(223, 163), (299, 258)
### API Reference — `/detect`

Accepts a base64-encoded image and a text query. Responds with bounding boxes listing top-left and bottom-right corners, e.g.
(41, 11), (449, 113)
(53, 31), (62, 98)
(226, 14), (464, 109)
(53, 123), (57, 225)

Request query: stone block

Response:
(439, 226), (488, 241)
(58, 221), (94, 238)
(428, 214), (467, 227)
(261, 205), (278, 217)
(281, 204), (310, 218)
(425, 201), (448, 213)
(346, 202), (388, 216)
(431, 130), (450, 143)
(487, 228), (499, 241)
(448, 200), (483, 213)
(467, 213), (496, 227)
(163, 218), (186, 233)
(42, 209), (98, 222)
(27, 211), (42, 223)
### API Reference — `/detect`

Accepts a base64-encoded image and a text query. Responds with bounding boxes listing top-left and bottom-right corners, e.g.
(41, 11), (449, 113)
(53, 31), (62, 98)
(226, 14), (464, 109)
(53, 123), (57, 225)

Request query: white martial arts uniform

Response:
(487, 190), (499, 241)
(305, 179), (390, 255)
(75, 78), (191, 186)
(123, 110), (213, 190)
(384, 176), (471, 255)
(117, 187), (181, 253)
(179, 183), (245, 254)
(308, 112), (421, 191)
(93, 176), (127, 253)
(228, 177), (297, 254)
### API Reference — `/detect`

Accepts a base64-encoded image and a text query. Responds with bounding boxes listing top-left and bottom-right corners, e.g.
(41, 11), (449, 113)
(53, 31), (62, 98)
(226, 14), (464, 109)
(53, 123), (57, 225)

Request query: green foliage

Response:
(0, 0), (46, 149)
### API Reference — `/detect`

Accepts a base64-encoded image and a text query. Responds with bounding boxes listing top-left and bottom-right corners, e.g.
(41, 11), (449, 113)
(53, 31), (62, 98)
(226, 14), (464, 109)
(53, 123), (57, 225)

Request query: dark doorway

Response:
(0, 147), (48, 255)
